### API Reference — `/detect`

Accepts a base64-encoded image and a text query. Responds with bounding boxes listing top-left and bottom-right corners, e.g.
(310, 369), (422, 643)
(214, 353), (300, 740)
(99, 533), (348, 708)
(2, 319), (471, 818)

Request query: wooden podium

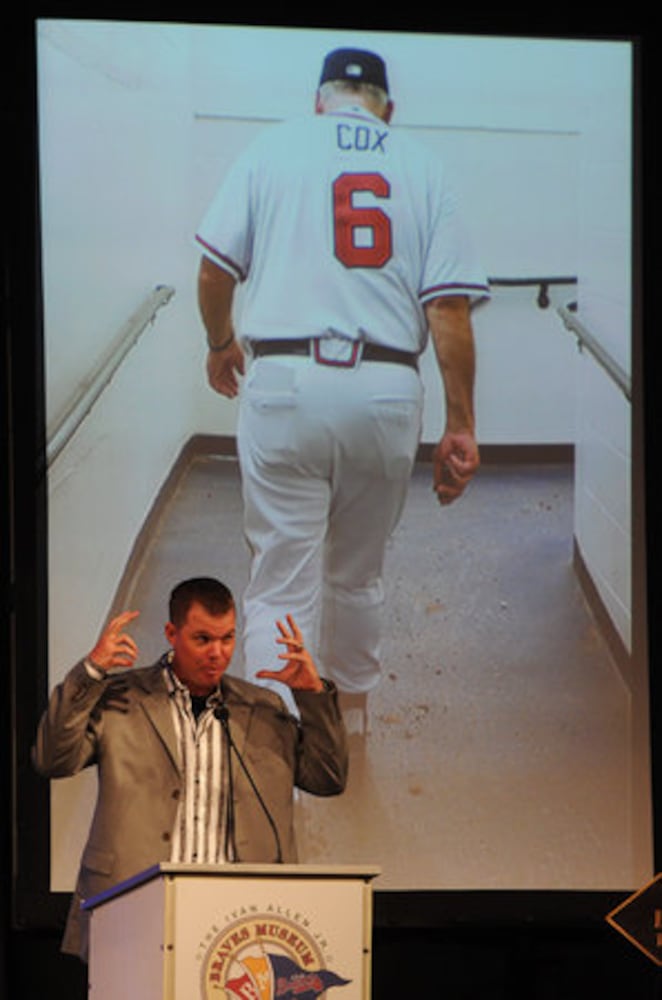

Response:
(83, 862), (380, 999)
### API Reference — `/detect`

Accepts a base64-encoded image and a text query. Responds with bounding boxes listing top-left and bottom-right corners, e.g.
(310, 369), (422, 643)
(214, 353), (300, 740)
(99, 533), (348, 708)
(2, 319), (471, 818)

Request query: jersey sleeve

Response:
(419, 172), (490, 306)
(195, 148), (256, 283)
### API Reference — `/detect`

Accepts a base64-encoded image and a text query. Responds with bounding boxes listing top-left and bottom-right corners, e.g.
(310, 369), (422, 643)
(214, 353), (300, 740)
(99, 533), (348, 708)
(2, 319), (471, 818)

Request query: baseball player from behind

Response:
(195, 47), (490, 718)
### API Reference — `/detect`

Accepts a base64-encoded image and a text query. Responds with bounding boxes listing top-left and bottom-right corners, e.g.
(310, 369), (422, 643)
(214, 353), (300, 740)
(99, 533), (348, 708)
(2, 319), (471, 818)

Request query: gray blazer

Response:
(32, 660), (348, 960)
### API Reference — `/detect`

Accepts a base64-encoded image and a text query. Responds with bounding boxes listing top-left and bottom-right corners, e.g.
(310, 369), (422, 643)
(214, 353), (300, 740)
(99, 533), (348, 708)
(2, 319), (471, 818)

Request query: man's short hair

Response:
(168, 577), (234, 626)
(317, 79), (389, 114)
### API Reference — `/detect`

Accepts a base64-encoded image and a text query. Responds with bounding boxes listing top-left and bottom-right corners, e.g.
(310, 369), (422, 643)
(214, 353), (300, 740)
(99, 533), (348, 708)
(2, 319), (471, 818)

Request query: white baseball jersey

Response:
(196, 105), (489, 354)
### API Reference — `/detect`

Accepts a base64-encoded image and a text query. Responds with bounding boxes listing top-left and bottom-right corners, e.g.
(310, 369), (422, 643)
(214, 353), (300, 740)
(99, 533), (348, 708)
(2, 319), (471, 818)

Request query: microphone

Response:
(213, 704), (230, 724)
(213, 701), (283, 863)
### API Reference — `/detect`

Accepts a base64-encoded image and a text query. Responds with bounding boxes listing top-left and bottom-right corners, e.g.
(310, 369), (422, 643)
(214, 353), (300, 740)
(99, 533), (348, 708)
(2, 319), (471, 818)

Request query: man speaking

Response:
(32, 577), (348, 961)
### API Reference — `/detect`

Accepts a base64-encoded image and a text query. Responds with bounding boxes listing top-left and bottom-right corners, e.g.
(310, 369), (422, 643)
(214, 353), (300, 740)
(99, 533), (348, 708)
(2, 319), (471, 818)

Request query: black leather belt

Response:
(250, 338), (418, 371)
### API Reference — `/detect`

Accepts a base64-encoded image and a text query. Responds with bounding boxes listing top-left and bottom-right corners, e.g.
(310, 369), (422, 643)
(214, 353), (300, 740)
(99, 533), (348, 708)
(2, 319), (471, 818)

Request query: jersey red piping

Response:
(420, 282), (490, 300)
(195, 235), (246, 282)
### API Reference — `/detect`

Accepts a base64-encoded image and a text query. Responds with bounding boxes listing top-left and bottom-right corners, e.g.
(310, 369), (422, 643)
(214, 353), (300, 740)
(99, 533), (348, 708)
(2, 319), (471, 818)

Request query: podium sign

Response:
(84, 862), (380, 999)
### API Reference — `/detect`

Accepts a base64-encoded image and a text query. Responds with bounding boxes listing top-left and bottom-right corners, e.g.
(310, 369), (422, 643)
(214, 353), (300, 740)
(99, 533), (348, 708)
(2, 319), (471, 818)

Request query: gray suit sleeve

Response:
(293, 681), (349, 796)
(31, 659), (109, 778)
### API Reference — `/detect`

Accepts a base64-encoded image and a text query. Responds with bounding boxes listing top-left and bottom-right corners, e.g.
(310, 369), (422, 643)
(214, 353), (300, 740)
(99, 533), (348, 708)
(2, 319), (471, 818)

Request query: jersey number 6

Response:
(332, 172), (392, 269)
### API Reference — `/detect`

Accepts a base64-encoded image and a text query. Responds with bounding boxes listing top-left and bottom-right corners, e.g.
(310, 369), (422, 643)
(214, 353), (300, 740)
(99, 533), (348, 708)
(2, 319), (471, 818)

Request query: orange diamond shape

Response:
(606, 873), (662, 966)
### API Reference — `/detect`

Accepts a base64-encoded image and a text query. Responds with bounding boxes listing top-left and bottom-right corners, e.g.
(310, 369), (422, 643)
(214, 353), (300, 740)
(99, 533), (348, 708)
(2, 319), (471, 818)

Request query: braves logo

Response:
(201, 913), (351, 999)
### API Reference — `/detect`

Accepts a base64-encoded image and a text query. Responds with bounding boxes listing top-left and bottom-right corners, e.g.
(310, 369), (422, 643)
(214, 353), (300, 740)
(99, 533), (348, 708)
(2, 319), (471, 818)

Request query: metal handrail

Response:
(557, 305), (631, 402)
(47, 285), (175, 467)
(488, 275), (577, 310)
(485, 276), (630, 400)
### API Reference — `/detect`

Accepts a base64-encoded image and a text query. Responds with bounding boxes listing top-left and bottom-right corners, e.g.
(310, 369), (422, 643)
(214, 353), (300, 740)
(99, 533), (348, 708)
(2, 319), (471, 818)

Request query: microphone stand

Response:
(213, 703), (283, 863)
(214, 704), (238, 862)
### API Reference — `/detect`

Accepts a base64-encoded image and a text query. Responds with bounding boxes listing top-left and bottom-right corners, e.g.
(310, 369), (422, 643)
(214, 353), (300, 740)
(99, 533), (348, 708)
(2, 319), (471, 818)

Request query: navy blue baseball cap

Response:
(319, 48), (389, 94)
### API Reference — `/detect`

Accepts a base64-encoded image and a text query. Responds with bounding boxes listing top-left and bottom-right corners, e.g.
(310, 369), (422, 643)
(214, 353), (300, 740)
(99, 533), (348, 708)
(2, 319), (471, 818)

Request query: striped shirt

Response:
(163, 663), (229, 863)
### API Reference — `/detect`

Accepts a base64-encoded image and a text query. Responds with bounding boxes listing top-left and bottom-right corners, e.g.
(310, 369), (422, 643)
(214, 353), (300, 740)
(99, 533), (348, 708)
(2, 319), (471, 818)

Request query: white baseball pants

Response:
(236, 353), (423, 702)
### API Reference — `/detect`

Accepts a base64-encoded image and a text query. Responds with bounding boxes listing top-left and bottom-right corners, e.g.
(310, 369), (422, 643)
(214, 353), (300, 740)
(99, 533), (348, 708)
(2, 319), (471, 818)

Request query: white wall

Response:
(41, 21), (202, 673)
(37, 22), (634, 888)
(573, 44), (633, 653)
(570, 44), (645, 879)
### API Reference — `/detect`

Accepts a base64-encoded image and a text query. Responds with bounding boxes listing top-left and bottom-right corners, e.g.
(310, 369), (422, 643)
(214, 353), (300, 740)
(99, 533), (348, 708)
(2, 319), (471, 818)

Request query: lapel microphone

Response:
(213, 700), (283, 863)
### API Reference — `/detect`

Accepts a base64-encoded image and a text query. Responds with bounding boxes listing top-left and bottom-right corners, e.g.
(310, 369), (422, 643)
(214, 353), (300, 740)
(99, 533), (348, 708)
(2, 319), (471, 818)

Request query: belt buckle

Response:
(312, 338), (361, 368)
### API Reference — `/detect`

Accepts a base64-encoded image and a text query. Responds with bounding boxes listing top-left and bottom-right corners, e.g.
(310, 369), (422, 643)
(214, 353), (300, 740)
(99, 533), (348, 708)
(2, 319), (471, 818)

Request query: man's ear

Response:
(384, 100), (395, 124)
(314, 89), (323, 115)
(164, 621), (177, 646)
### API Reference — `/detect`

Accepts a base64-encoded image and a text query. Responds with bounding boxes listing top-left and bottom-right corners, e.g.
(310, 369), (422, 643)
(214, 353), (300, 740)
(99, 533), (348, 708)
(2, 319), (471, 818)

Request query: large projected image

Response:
(38, 21), (645, 896)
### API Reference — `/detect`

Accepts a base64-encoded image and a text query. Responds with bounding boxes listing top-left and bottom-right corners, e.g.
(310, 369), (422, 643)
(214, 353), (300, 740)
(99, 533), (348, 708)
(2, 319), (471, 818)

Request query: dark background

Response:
(3, 10), (658, 998)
